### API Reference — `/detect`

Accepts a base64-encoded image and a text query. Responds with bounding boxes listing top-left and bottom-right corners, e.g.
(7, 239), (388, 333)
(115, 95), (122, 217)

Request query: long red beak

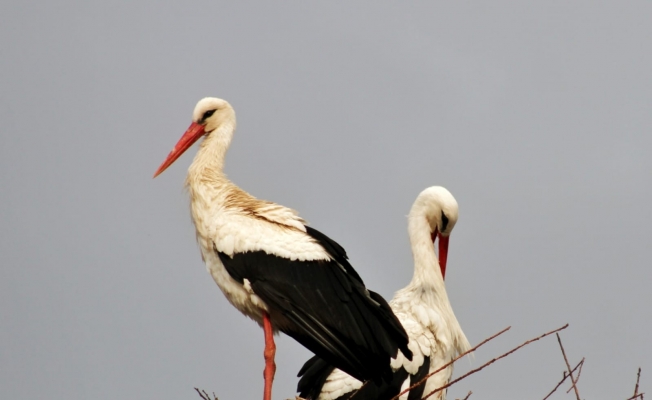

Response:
(153, 122), (205, 178)
(437, 234), (449, 280)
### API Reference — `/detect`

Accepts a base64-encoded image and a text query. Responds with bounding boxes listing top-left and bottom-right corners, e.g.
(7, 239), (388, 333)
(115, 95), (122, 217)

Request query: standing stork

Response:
(153, 97), (412, 400)
(297, 186), (470, 400)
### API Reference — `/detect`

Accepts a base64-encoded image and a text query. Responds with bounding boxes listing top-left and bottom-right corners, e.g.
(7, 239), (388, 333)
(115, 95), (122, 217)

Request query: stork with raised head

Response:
(297, 186), (470, 400)
(153, 97), (412, 400)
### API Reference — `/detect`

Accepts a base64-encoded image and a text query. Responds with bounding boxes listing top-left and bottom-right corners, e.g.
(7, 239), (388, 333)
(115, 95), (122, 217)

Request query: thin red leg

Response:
(262, 311), (276, 400)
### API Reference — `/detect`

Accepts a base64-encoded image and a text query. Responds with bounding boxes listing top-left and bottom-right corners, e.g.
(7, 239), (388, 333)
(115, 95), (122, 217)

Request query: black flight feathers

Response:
(297, 354), (431, 400)
(215, 225), (412, 385)
(304, 226), (364, 284)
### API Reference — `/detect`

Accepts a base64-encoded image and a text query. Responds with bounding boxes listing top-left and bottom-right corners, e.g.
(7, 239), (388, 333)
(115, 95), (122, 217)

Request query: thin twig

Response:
(194, 388), (209, 400)
(194, 388), (218, 400)
(626, 394), (644, 400)
(635, 368), (642, 397)
(542, 358), (584, 400)
(389, 326), (511, 400)
(556, 333), (581, 400)
(419, 323), (569, 400)
(566, 358), (585, 393)
(459, 390), (472, 400)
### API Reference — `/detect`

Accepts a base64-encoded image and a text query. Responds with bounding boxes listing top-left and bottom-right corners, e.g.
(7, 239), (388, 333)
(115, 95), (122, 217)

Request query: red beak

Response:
(153, 122), (205, 178)
(437, 234), (449, 280)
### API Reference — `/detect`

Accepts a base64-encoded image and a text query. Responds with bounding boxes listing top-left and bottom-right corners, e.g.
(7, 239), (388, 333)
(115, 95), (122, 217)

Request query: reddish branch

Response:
(199, 323), (649, 400)
(626, 368), (644, 400)
(418, 324), (569, 400)
(542, 358), (584, 400)
(566, 358), (584, 394)
(556, 333), (581, 400)
(390, 326), (512, 400)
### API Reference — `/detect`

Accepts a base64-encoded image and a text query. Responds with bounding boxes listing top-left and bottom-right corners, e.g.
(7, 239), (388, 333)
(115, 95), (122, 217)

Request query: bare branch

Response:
(625, 394), (644, 400)
(194, 388), (218, 400)
(194, 388), (209, 400)
(389, 326), (512, 400)
(457, 390), (472, 400)
(635, 368), (642, 397)
(419, 323), (570, 400)
(566, 358), (585, 393)
(556, 333), (581, 400)
(542, 358), (584, 400)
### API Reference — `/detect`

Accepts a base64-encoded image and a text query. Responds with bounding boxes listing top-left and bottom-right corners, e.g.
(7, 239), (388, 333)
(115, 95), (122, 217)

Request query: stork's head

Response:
(409, 186), (459, 279)
(153, 97), (235, 178)
(191, 97), (234, 134)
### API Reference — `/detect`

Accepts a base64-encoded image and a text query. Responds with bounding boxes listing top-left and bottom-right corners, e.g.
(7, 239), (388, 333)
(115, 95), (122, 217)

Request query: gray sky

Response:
(1, 1), (650, 399)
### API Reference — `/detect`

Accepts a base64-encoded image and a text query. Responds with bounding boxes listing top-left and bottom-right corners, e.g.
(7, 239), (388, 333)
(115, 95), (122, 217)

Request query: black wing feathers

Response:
(216, 226), (411, 385)
(368, 291), (412, 358)
(297, 355), (431, 400)
(307, 226), (412, 360)
(305, 226), (364, 284)
(218, 250), (390, 382)
(406, 356), (430, 400)
(297, 356), (336, 400)
(347, 368), (410, 400)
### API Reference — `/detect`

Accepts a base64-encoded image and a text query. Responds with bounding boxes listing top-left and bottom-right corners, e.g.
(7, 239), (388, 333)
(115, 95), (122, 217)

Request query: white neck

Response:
(394, 196), (471, 354)
(187, 120), (235, 183)
(184, 119), (238, 245)
(406, 211), (447, 297)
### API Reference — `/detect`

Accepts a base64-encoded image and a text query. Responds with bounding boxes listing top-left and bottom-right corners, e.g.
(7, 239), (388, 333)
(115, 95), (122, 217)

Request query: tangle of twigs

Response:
(196, 324), (645, 400)
(390, 326), (512, 400)
(418, 324), (569, 400)
(556, 333), (581, 400)
(194, 387), (218, 400)
(542, 358), (584, 400)
(566, 358), (584, 394)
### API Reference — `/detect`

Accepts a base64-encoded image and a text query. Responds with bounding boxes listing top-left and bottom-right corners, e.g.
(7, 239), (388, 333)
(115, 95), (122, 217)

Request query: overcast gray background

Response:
(1, 2), (650, 399)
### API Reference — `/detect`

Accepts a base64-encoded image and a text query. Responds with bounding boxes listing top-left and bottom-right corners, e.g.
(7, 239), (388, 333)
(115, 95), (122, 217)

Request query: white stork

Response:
(297, 186), (471, 400)
(153, 97), (412, 400)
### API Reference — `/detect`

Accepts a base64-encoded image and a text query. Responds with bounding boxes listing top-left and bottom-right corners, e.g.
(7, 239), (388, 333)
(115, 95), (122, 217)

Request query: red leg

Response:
(262, 311), (276, 400)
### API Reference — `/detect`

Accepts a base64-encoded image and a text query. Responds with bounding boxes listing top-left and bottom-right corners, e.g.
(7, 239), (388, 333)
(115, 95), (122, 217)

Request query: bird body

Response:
(298, 187), (470, 400)
(188, 175), (321, 326)
(154, 98), (412, 400)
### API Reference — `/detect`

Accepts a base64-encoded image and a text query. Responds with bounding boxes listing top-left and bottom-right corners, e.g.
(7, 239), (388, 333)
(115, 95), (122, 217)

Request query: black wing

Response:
(297, 355), (336, 400)
(297, 355), (431, 400)
(216, 226), (411, 384)
(306, 226), (411, 363)
(305, 226), (363, 284)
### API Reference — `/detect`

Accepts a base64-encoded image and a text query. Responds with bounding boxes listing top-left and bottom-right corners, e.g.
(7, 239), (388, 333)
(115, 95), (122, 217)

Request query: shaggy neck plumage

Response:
(184, 119), (237, 243)
(186, 120), (235, 186)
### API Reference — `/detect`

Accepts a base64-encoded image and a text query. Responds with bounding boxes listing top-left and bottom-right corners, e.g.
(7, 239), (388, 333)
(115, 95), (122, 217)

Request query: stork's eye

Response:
(440, 211), (449, 232)
(201, 109), (217, 122)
